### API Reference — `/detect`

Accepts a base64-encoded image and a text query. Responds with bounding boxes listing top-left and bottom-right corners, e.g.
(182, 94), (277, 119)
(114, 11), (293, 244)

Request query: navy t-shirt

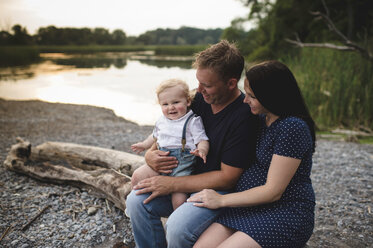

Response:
(191, 92), (259, 174)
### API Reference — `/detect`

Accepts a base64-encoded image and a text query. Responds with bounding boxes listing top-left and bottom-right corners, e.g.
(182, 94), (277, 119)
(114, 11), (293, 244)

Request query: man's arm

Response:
(133, 162), (243, 204)
(173, 162), (242, 192)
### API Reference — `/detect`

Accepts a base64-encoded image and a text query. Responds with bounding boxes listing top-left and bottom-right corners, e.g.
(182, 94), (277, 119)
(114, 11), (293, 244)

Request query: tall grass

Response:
(284, 48), (373, 130)
(36, 45), (206, 56)
(0, 45), (206, 67)
(0, 46), (40, 67)
(37, 45), (152, 53)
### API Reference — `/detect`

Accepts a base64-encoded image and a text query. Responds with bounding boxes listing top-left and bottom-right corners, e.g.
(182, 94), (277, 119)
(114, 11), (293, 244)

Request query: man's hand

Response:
(145, 149), (178, 174)
(134, 176), (175, 204)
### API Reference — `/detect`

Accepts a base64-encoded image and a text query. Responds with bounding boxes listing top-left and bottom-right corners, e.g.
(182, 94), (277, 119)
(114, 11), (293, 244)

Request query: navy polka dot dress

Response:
(217, 115), (315, 248)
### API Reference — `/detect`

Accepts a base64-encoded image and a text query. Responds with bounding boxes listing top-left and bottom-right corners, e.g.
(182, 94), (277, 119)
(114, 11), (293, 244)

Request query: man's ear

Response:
(187, 97), (192, 107)
(227, 78), (238, 90)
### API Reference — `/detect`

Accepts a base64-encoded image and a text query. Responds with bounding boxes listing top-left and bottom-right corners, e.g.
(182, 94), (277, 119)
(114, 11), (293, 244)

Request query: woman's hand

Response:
(187, 189), (223, 209)
(145, 149), (178, 174)
(134, 176), (175, 204)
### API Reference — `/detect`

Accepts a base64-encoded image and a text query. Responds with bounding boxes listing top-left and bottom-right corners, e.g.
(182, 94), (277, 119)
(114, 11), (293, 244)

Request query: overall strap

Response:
(181, 113), (195, 152)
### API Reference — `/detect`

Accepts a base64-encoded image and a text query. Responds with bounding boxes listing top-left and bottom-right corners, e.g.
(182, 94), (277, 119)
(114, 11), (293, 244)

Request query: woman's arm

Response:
(188, 154), (301, 209)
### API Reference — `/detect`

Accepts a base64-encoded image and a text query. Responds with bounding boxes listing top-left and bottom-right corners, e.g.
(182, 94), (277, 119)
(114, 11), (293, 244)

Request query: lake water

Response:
(0, 53), (200, 125)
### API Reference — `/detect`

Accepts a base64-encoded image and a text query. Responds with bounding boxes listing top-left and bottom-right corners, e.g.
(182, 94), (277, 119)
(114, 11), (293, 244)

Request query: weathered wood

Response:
(32, 141), (145, 175)
(3, 138), (145, 211)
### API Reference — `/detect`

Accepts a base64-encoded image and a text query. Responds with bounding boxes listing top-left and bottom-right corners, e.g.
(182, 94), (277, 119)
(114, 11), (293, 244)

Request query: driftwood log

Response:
(3, 137), (145, 211)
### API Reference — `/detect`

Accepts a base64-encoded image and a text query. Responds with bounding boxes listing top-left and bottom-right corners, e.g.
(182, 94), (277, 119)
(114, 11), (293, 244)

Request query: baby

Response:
(131, 78), (209, 209)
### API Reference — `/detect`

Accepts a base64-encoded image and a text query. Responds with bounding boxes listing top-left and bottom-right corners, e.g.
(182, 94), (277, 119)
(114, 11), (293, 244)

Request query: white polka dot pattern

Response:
(217, 115), (315, 248)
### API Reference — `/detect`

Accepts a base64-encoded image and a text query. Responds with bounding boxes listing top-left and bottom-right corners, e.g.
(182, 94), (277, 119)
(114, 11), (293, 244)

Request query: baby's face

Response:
(158, 86), (190, 120)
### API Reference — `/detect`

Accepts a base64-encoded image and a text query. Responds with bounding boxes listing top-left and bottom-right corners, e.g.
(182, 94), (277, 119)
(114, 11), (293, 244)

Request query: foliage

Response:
(0, 25), (222, 47)
(227, 0), (373, 59)
(0, 25), (33, 45)
(135, 27), (222, 45)
(34, 45), (204, 56)
(284, 48), (373, 130)
(36, 26), (127, 45)
(226, 0), (373, 129)
(36, 45), (150, 53)
(153, 45), (207, 56)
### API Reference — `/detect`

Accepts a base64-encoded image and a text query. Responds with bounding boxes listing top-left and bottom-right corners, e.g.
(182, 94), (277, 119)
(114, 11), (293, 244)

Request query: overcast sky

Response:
(0, 0), (252, 36)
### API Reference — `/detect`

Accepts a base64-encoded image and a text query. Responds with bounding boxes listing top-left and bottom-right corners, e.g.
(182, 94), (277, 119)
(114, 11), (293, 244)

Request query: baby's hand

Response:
(131, 143), (145, 154)
(190, 149), (207, 164)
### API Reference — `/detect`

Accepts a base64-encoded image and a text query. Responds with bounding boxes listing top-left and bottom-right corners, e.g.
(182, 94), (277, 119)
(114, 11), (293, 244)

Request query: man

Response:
(126, 40), (259, 248)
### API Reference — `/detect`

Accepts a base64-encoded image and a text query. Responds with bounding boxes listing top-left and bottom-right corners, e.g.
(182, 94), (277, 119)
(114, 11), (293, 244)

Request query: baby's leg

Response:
(171, 192), (188, 210)
(131, 164), (159, 188)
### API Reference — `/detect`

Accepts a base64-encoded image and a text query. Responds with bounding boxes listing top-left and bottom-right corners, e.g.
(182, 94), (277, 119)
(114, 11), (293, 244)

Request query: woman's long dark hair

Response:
(246, 60), (316, 152)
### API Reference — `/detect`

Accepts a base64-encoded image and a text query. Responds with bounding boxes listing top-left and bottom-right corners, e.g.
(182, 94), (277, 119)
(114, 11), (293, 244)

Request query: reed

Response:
(36, 45), (206, 55)
(36, 45), (152, 53)
(0, 46), (40, 66)
(284, 48), (373, 130)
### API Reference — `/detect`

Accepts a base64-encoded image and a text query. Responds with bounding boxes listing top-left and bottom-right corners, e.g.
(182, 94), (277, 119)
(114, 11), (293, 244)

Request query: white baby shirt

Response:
(153, 110), (208, 150)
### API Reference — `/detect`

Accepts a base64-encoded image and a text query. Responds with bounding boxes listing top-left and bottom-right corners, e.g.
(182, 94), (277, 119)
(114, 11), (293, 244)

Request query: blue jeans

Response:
(126, 190), (224, 248)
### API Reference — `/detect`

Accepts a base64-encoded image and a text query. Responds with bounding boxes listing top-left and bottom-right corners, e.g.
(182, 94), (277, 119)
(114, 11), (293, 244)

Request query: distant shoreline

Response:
(1, 97), (371, 144)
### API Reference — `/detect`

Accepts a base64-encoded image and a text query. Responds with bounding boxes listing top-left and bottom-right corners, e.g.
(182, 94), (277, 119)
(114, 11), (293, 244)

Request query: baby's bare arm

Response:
(131, 134), (154, 154)
(191, 140), (209, 163)
(197, 140), (209, 155)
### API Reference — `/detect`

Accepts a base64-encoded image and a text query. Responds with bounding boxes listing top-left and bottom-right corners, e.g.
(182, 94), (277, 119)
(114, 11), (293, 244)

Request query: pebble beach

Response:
(0, 99), (372, 247)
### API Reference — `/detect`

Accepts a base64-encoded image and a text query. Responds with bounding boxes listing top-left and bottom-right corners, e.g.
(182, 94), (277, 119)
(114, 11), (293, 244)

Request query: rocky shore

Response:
(0, 99), (372, 247)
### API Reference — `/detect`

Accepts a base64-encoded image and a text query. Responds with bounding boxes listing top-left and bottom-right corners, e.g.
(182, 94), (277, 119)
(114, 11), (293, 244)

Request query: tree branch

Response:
(284, 38), (354, 51)
(285, 0), (373, 62)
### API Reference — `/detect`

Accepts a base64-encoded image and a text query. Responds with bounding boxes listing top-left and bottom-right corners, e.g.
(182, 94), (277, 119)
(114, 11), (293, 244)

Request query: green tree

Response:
(9, 24), (33, 45)
(37, 26), (60, 45)
(92, 28), (110, 45)
(0, 31), (11, 45)
(234, 0), (373, 60)
(135, 27), (222, 45)
(111, 29), (126, 45)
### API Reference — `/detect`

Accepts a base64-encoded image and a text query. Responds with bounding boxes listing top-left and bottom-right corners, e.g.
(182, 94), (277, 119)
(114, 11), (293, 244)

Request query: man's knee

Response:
(166, 221), (191, 246)
(165, 201), (223, 247)
(126, 190), (143, 214)
(166, 210), (196, 247)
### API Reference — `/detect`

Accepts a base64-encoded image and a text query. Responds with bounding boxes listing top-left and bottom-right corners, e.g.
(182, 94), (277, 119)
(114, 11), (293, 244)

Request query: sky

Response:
(0, 0), (252, 36)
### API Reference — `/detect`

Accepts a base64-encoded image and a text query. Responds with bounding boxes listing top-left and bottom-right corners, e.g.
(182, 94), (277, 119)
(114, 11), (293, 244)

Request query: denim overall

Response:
(159, 113), (196, 177)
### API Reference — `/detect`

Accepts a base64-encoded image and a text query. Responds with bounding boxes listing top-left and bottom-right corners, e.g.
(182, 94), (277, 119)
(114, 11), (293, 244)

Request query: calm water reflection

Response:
(0, 53), (198, 125)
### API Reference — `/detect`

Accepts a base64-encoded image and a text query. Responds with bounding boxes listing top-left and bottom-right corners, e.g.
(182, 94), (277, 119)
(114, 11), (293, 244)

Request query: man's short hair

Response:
(193, 40), (244, 82)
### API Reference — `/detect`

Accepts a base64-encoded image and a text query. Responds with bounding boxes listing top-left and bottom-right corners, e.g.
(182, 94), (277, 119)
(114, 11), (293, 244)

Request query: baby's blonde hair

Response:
(156, 78), (195, 103)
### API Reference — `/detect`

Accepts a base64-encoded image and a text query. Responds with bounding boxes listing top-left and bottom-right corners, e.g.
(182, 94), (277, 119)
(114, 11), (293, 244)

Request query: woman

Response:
(188, 60), (316, 248)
